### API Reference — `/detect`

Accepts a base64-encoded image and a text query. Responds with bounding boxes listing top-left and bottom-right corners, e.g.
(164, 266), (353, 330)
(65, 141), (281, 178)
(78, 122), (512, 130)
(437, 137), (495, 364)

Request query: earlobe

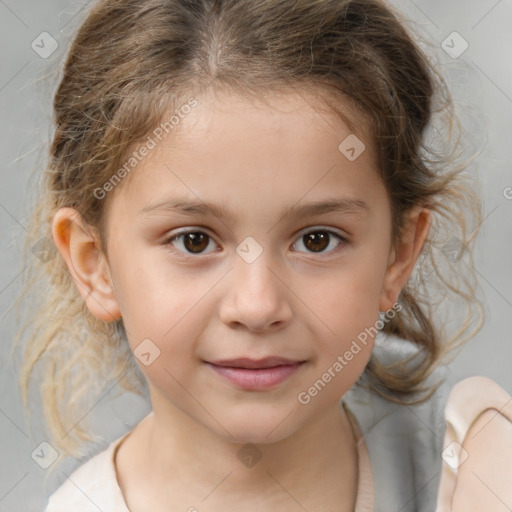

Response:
(52, 207), (121, 322)
(379, 206), (431, 312)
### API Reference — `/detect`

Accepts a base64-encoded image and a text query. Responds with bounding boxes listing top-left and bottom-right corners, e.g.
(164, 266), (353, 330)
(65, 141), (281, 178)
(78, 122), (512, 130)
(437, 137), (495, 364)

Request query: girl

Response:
(13, 0), (508, 510)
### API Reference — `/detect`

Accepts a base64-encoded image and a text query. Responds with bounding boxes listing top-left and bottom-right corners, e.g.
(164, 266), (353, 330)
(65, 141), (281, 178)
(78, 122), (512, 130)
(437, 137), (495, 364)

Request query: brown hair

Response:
(12, 0), (483, 462)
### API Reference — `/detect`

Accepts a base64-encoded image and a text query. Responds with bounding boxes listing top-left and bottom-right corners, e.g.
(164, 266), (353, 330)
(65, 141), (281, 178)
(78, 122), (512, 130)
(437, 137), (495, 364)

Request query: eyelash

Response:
(164, 227), (349, 259)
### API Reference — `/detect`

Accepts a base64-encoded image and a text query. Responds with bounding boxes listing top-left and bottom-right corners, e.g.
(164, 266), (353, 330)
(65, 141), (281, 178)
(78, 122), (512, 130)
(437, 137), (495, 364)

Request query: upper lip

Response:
(208, 357), (304, 369)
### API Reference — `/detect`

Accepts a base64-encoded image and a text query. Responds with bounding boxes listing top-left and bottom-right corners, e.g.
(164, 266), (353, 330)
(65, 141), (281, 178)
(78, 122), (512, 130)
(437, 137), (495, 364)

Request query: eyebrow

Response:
(138, 195), (370, 221)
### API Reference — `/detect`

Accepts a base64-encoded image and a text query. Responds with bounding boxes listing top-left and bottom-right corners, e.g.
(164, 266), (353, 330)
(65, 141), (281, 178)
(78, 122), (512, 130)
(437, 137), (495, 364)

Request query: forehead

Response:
(175, 86), (373, 151)
(105, 87), (384, 222)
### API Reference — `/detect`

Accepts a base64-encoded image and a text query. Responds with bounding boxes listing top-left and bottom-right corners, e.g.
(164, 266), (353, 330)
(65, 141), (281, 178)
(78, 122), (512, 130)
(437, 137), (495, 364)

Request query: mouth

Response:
(208, 356), (305, 369)
(204, 357), (306, 390)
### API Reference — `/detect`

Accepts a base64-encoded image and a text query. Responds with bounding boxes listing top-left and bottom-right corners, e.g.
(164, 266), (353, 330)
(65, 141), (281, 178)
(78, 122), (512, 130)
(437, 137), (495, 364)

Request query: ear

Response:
(52, 207), (121, 322)
(379, 206), (431, 312)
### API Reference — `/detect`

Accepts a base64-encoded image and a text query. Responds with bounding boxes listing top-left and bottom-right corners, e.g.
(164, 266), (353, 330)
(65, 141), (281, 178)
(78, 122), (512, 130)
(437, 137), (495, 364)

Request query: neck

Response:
(140, 389), (358, 510)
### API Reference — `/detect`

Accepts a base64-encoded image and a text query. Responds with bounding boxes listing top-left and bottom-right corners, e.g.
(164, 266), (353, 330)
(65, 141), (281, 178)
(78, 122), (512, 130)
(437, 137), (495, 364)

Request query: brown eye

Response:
(303, 232), (330, 252)
(167, 231), (218, 255)
(293, 229), (346, 255)
(183, 232), (209, 253)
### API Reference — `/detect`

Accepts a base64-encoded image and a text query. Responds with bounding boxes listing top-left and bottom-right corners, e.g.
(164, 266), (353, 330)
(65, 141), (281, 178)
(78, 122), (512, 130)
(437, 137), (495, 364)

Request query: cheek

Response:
(117, 286), (212, 400)
(290, 257), (385, 388)
(293, 260), (385, 336)
(110, 255), (217, 361)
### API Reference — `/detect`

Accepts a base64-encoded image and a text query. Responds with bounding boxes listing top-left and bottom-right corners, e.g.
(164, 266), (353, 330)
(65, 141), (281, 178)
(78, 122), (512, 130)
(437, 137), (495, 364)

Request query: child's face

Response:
(68, 89), (422, 444)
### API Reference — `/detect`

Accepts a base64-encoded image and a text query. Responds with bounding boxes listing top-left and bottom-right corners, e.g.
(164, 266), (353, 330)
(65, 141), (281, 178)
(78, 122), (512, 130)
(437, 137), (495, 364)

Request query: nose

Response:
(218, 251), (293, 333)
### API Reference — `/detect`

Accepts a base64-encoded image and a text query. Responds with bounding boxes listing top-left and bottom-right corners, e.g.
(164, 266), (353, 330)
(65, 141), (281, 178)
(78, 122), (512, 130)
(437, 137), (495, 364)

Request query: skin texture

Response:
(52, 89), (431, 511)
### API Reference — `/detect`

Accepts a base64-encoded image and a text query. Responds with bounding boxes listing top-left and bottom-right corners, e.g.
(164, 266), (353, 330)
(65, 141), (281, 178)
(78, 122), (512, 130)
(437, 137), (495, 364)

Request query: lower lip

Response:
(206, 362), (304, 390)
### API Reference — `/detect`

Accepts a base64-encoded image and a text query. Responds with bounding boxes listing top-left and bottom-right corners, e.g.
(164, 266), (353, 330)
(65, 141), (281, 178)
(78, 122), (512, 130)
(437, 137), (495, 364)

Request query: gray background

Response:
(1, 1), (511, 510)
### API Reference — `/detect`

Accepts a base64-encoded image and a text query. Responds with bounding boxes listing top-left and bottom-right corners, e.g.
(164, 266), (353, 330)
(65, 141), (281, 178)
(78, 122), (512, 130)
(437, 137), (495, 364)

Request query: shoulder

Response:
(44, 432), (131, 512)
(437, 375), (512, 510)
(342, 332), (456, 512)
